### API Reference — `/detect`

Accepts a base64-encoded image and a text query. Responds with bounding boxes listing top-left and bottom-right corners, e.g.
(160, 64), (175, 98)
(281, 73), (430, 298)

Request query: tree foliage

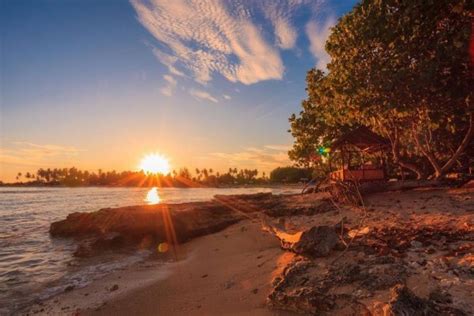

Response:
(290, 0), (473, 179)
(270, 167), (312, 183)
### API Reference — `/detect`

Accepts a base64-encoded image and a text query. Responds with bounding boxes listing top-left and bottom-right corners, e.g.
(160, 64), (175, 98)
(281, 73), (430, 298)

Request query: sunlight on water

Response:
(145, 187), (161, 205)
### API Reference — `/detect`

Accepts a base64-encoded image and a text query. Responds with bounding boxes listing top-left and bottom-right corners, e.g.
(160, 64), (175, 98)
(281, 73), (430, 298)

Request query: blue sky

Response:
(0, 0), (358, 181)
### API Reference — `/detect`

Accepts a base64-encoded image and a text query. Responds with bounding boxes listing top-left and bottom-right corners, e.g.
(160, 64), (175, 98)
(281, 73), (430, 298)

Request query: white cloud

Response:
(223, 94), (231, 100)
(306, 16), (336, 71)
(131, 0), (322, 85)
(160, 74), (177, 96)
(189, 89), (219, 103)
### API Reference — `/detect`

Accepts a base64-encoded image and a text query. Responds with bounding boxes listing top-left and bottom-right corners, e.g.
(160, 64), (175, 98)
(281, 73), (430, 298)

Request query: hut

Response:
(329, 126), (390, 182)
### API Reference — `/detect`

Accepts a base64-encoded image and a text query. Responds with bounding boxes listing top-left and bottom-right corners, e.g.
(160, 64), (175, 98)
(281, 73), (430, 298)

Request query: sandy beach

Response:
(23, 186), (474, 315)
(25, 219), (297, 316)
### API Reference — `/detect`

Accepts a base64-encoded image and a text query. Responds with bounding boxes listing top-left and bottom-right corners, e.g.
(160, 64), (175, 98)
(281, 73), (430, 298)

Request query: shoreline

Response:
(0, 183), (304, 189)
(24, 220), (297, 316)
(20, 187), (474, 315)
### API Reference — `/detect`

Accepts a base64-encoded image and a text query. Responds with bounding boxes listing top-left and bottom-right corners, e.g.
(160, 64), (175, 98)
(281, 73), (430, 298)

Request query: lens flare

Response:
(157, 242), (169, 253)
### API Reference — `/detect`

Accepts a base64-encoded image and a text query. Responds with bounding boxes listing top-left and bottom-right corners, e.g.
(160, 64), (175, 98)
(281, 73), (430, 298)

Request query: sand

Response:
(25, 220), (297, 316)
(23, 187), (474, 315)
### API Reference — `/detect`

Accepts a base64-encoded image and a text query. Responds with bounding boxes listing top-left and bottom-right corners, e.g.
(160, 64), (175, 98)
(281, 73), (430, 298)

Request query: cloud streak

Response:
(189, 89), (219, 103)
(131, 0), (322, 85)
(160, 74), (177, 96)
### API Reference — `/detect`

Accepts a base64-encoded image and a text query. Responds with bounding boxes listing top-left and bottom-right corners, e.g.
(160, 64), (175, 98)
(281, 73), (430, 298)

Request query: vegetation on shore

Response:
(4, 166), (311, 187)
(289, 0), (473, 180)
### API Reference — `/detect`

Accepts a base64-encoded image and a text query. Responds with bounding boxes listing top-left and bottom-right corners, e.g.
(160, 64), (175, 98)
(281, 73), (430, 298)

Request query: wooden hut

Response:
(329, 126), (390, 182)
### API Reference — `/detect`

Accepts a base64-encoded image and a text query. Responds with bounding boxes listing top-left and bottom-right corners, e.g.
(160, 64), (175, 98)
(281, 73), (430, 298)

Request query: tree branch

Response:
(439, 113), (474, 177)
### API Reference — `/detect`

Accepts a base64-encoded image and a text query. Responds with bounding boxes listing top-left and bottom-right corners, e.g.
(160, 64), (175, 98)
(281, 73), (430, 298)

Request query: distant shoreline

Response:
(0, 183), (304, 189)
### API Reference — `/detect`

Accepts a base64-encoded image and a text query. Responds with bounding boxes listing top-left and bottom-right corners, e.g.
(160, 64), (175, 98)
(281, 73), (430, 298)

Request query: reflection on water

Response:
(145, 187), (161, 205)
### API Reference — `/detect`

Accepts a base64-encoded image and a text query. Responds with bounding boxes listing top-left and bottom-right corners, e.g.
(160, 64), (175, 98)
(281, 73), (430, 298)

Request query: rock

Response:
(109, 284), (119, 292)
(50, 202), (243, 255)
(291, 226), (339, 257)
(223, 280), (235, 289)
(386, 284), (467, 316)
(410, 240), (423, 248)
(429, 288), (452, 304)
(64, 285), (75, 292)
(389, 284), (434, 315)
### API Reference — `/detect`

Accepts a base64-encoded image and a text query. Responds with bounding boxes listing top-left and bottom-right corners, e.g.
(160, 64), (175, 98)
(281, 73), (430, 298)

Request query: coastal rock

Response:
(213, 193), (335, 217)
(268, 254), (408, 315)
(50, 201), (243, 255)
(384, 284), (467, 316)
(290, 226), (339, 257)
(263, 221), (341, 257)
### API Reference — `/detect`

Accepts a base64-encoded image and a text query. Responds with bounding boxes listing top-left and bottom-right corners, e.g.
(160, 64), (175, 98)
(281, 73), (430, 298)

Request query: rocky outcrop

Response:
(214, 193), (335, 217)
(50, 201), (244, 256)
(383, 285), (467, 316)
(268, 255), (408, 315)
(50, 192), (338, 257)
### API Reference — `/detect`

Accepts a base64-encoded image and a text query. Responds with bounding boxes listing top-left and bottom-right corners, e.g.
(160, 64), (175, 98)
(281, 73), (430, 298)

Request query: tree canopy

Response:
(290, 0), (473, 179)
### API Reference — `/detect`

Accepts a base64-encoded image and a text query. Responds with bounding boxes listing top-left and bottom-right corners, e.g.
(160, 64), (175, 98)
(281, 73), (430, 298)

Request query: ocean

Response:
(0, 186), (299, 314)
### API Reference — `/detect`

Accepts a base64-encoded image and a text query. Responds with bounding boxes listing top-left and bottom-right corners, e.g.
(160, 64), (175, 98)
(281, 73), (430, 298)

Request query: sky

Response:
(0, 0), (358, 182)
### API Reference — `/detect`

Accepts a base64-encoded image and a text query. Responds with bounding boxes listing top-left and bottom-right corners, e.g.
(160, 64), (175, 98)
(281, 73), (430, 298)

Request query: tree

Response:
(290, 0), (473, 179)
(270, 167), (312, 183)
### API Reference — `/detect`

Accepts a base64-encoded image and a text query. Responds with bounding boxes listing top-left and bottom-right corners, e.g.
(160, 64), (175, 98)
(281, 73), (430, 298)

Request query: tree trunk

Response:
(391, 127), (425, 180)
(437, 113), (474, 178)
(412, 124), (442, 178)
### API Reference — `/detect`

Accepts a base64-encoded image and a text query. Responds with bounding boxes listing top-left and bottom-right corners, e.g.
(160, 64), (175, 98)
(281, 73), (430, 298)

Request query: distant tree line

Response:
(7, 166), (310, 187)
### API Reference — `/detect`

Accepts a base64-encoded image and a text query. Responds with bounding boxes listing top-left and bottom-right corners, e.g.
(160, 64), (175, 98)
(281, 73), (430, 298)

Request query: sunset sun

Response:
(139, 154), (171, 175)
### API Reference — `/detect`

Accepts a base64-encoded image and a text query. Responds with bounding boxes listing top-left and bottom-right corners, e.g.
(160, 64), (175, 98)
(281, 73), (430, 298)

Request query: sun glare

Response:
(145, 187), (161, 205)
(139, 154), (171, 175)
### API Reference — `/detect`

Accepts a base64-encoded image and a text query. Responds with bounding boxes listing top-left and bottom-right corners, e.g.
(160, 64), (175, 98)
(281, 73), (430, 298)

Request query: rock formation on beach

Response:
(49, 193), (335, 257)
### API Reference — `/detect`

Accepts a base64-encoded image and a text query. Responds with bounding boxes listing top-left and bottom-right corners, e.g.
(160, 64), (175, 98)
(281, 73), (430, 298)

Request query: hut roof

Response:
(331, 126), (390, 152)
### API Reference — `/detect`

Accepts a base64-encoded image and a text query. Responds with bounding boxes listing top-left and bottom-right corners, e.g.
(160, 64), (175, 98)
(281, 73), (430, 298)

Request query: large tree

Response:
(290, 0), (473, 179)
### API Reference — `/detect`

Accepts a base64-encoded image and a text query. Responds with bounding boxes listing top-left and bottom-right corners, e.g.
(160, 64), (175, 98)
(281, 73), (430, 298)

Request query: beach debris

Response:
(251, 288), (259, 294)
(201, 274), (208, 278)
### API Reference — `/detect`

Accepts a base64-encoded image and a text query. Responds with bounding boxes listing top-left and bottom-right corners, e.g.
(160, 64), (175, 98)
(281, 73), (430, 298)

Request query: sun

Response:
(139, 153), (171, 175)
